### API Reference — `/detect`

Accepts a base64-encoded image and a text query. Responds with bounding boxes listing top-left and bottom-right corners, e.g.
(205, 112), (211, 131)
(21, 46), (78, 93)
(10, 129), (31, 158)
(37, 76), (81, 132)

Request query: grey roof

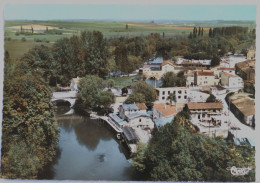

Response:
(154, 118), (169, 128)
(126, 112), (150, 119)
(122, 103), (138, 111)
(109, 113), (127, 126)
(246, 138), (255, 147)
(233, 137), (241, 146)
(148, 57), (163, 64)
(122, 126), (138, 142)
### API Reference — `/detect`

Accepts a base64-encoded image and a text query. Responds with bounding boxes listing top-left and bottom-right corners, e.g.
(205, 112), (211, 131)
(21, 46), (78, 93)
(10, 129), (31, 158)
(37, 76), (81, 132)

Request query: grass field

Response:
(5, 39), (52, 59)
(105, 75), (139, 89)
(4, 20), (256, 59)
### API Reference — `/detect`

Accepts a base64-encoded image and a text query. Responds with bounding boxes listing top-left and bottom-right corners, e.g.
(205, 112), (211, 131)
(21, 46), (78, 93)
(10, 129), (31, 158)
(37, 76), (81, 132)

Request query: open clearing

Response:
(10, 24), (57, 30)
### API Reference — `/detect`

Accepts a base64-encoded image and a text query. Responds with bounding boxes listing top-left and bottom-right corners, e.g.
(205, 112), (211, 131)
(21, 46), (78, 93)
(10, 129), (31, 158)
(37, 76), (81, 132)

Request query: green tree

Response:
(161, 72), (186, 87)
(106, 79), (115, 88)
(132, 111), (255, 181)
(167, 93), (176, 105)
(125, 93), (146, 104)
(206, 94), (217, 103)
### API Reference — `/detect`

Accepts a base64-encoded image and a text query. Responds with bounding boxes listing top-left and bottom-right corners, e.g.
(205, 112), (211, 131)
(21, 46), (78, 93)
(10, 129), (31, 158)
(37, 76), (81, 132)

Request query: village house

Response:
(194, 70), (219, 87)
(230, 97), (255, 127)
(215, 67), (235, 78)
(187, 102), (223, 124)
(153, 103), (178, 123)
(118, 103), (147, 120)
(125, 112), (154, 130)
(187, 102), (228, 137)
(155, 87), (188, 103)
(70, 77), (81, 92)
(220, 55), (246, 68)
(176, 57), (211, 66)
(155, 87), (210, 103)
(235, 60), (255, 82)
(141, 60), (180, 79)
(184, 70), (195, 86)
(220, 72), (244, 91)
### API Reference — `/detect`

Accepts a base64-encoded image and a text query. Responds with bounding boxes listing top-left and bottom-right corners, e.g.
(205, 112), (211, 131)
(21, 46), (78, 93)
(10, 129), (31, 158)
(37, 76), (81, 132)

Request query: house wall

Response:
(152, 108), (175, 123)
(195, 75), (216, 86)
(189, 109), (223, 123)
(70, 81), (78, 91)
(156, 87), (188, 103)
(127, 117), (154, 129)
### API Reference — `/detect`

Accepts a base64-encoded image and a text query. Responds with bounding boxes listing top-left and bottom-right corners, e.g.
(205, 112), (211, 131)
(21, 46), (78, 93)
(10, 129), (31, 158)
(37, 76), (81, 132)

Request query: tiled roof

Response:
(136, 103), (147, 110)
(161, 60), (174, 67)
(217, 67), (235, 70)
(153, 103), (177, 117)
(197, 71), (214, 76)
(235, 60), (255, 70)
(187, 102), (223, 110)
(221, 72), (238, 78)
(231, 97), (255, 116)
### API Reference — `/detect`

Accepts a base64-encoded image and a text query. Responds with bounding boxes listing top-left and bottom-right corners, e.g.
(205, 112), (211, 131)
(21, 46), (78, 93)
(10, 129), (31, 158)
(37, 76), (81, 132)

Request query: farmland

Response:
(4, 20), (256, 59)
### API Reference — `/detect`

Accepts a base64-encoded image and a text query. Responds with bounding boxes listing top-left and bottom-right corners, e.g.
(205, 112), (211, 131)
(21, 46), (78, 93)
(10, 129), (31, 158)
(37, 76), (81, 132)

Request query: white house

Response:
(70, 77), (81, 92)
(155, 87), (188, 103)
(119, 103), (147, 120)
(194, 70), (219, 87)
(125, 113), (154, 130)
(220, 72), (244, 90)
(153, 103), (178, 123)
(176, 57), (211, 66)
(155, 87), (209, 103)
(216, 67), (235, 78)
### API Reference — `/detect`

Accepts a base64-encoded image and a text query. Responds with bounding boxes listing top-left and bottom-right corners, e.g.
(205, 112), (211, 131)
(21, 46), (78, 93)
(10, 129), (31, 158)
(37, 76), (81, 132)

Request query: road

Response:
(214, 93), (255, 140)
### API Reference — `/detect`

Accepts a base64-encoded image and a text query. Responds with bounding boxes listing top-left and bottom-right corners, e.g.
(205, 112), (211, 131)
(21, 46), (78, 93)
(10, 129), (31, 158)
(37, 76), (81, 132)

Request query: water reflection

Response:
(52, 114), (133, 180)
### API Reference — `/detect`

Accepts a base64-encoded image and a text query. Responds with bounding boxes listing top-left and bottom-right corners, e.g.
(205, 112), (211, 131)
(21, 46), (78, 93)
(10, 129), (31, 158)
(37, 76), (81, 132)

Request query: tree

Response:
(206, 94), (217, 103)
(125, 93), (146, 104)
(128, 81), (157, 108)
(211, 55), (220, 66)
(132, 111), (255, 182)
(161, 72), (186, 87)
(167, 93), (176, 105)
(209, 28), (212, 38)
(106, 79), (115, 88)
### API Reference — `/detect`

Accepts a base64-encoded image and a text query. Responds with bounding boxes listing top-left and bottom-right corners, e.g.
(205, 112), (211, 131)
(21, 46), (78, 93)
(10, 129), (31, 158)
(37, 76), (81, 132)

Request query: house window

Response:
(162, 97), (165, 100)
(178, 90), (181, 94)
(202, 114), (205, 118)
(168, 91), (170, 94)
(205, 77), (207, 79)
(139, 119), (142, 122)
(213, 109), (216, 112)
(173, 91), (176, 94)
(178, 96), (181, 99)
(162, 91), (165, 95)
(184, 96), (187, 99)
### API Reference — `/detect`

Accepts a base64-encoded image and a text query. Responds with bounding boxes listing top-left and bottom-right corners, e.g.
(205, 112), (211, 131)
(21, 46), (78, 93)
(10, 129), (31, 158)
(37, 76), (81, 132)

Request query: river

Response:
(47, 111), (136, 181)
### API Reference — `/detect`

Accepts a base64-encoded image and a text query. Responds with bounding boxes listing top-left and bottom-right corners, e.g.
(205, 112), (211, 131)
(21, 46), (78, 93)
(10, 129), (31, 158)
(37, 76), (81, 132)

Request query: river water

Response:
(50, 112), (135, 181)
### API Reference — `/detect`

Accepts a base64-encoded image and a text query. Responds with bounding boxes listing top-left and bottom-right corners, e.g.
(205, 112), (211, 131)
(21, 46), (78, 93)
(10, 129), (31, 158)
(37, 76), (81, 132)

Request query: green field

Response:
(105, 75), (139, 89)
(4, 20), (256, 59)
(5, 39), (52, 60)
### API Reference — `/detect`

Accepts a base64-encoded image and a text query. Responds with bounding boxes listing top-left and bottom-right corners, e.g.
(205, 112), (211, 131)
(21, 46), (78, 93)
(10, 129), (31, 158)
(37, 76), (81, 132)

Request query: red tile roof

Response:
(187, 102), (223, 110)
(217, 67), (235, 70)
(197, 71), (214, 76)
(222, 72), (238, 78)
(161, 60), (174, 67)
(154, 103), (177, 117)
(136, 103), (147, 110)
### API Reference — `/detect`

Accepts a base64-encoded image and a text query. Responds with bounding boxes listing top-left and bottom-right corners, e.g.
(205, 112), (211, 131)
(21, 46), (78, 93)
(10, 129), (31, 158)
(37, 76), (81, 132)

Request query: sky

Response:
(4, 4), (257, 21)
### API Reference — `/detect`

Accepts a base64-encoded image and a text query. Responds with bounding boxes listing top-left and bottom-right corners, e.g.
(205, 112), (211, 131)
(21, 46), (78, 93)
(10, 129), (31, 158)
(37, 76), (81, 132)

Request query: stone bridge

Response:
(51, 91), (77, 115)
